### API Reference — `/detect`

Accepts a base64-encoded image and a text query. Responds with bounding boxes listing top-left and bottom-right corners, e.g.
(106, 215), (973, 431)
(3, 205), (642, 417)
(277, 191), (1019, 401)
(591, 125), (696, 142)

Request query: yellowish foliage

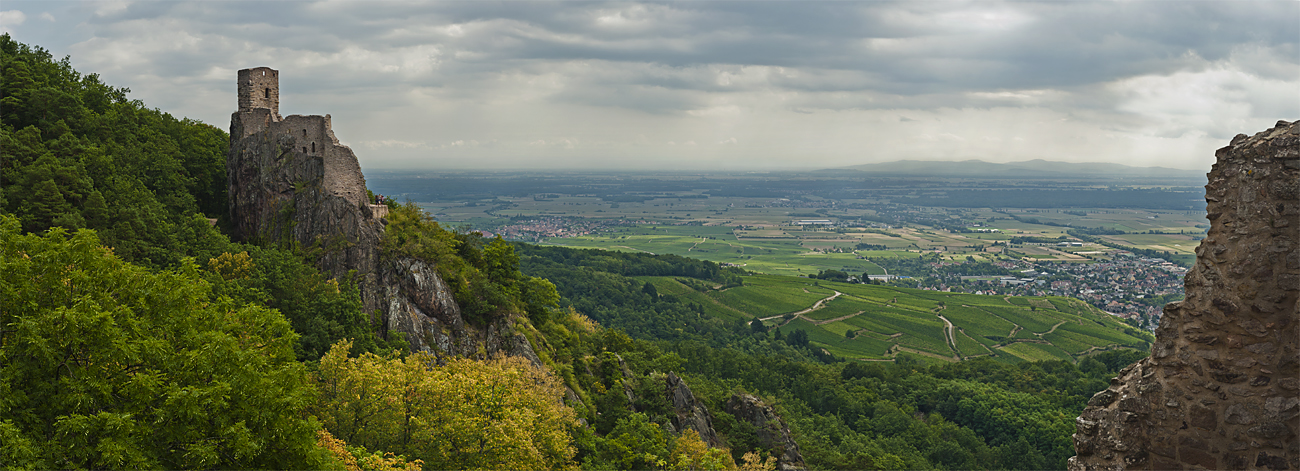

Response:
(669, 429), (737, 471)
(566, 309), (601, 333)
(208, 251), (253, 280)
(738, 451), (778, 471)
(314, 340), (577, 470)
(317, 429), (423, 471)
(317, 429), (361, 471)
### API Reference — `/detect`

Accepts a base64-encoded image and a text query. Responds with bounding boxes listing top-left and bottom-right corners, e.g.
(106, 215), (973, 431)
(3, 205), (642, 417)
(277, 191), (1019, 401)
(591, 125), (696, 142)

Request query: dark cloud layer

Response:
(3, 1), (1296, 170)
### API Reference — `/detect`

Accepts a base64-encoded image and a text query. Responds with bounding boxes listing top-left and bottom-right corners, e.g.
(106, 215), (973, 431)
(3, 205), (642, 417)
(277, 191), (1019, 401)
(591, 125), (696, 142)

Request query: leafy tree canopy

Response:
(0, 217), (330, 469)
(311, 340), (577, 470)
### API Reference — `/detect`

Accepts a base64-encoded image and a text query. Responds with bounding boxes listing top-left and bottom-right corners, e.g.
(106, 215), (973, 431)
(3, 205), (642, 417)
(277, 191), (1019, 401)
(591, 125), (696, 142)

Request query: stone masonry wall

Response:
(237, 67), (279, 119)
(227, 67), (543, 363)
(1068, 120), (1299, 471)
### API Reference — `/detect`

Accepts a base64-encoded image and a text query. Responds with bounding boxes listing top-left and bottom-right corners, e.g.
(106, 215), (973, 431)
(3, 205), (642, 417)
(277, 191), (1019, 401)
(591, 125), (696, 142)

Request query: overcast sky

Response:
(2, 1), (1296, 171)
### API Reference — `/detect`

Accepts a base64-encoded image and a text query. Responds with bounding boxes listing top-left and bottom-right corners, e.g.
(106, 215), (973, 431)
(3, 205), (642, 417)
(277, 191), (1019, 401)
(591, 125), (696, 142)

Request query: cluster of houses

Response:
(495, 217), (636, 242)
(906, 255), (1183, 331)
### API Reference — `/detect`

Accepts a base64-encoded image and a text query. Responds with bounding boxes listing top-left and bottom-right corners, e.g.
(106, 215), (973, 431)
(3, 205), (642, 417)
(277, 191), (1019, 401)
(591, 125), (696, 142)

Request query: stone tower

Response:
(237, 67), (280, 118)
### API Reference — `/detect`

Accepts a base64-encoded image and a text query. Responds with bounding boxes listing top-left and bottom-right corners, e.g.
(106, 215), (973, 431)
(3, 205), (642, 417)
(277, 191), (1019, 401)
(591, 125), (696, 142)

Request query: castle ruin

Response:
(231, 67), (371, 212)
(226, 67), (533, 360)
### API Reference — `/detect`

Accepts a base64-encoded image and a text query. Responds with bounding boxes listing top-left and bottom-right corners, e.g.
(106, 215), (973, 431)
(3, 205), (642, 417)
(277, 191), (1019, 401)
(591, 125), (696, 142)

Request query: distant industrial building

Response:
(795, 219), (833, 225)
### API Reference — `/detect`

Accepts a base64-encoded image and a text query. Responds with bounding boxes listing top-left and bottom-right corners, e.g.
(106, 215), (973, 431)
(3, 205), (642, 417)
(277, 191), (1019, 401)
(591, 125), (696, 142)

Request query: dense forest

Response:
(2, 35), (1139, 470)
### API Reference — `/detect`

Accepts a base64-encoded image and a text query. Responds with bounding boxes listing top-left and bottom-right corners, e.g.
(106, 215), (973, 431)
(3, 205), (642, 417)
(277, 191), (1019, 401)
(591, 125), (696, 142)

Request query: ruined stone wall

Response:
(277, 114), (367, 207)
(226, 110), (383, 303)
(1069, 120), (1299, 471)
(227, 67), (542, 362)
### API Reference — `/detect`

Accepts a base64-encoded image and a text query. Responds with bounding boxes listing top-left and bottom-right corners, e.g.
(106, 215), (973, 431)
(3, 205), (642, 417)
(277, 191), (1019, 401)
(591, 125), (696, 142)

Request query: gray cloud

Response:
(3, 0), (1296, 171)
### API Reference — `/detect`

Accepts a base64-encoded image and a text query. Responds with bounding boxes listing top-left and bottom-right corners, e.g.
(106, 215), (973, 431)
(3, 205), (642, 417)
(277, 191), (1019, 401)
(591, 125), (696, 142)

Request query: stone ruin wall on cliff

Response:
(227, 67), (542, 361)
(1068, 120), (1299, 471)
(227, 67), (389, 322)
(233, 70), (367, 209)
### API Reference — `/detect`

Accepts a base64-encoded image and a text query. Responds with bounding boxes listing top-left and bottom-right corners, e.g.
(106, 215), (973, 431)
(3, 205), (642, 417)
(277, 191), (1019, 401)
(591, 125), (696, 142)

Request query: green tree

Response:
(519, 275), (560, 325)
(643, 280), (659, 298)
(313, 340), (577, 470)
(81, 188), (108, 229)
(24, 178), (69, 232)
(0, 216), (330, 469)
(785, 329), (810, 348)
(206, 245), (388, 361)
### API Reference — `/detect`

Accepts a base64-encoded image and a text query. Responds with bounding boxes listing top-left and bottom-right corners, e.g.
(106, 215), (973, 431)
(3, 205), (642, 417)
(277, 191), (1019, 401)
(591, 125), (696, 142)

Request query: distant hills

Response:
(836, 159), (1205, 179)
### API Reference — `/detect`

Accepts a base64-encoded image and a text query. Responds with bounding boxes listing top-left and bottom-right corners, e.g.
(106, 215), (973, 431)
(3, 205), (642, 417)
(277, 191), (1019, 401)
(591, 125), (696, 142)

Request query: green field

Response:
(999, 342), (1074, 362)
(638, 274), (1148, 363)
(955, 329), (992, 358)
(417, 183), (1208, 271)
(638, 277), (751, 322)
(418, 186), (1165, 364)
(545, 224), (892, 276)
(803, 296), (880, 321)
(706, 275), (834, 318)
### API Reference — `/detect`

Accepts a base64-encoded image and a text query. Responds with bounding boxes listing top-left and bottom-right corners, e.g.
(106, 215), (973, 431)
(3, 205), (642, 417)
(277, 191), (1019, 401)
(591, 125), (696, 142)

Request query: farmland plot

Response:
(941, 305), (1016, 340)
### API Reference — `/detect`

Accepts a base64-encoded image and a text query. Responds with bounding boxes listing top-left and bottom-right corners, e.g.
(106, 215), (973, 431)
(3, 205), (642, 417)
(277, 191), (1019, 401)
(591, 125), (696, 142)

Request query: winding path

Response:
(937, 314), (958, 357)
(687, 237), (707, 252)
(1039, 321), (1068, 336)
(813, 311), (865, 326)
(759, 290), (842, 321)
(612, 245), (654, 255)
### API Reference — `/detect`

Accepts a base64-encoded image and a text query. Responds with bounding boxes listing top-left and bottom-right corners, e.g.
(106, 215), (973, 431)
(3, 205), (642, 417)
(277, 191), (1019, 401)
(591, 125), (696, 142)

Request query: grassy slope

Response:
(644, 274), (1148, 363)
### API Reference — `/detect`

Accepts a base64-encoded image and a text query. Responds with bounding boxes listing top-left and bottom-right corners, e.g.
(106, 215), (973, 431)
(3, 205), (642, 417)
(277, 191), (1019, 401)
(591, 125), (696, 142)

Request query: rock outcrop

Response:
(1068, 120), (1300, 471)
(726, 394), (808, 471)
(380, 257), (542, 363)
(226, 67), (539, 362)
(666, 372), (725, 448)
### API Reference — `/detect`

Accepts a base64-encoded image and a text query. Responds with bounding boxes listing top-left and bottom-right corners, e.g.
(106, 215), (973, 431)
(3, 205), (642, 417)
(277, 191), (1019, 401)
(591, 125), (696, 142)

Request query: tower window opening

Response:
(303, 129), (307, 136)
(302, 147), (307, 153)
(311, 142), (316, 153)
(264, 88), (270, 98)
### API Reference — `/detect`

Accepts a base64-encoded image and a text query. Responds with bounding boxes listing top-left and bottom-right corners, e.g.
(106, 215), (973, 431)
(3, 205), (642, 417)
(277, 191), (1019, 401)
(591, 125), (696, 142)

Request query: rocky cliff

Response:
(726, 394), (808, 471)
(1068, 120), (1299, 471)
(226, 67), (539, 362)
(665, 372), (726, 448)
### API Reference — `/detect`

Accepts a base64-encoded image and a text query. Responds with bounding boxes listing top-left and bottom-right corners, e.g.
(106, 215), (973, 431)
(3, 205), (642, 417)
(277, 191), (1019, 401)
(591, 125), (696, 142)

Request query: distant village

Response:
(494, 217), (645, 242)
(477, 199), (1185, 334)
(908, 255), (1183, 331)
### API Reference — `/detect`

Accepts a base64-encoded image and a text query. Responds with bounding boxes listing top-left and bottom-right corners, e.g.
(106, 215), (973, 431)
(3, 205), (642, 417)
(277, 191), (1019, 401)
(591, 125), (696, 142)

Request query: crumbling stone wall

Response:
(227, 80), (381, 300)
(1069, 120), (1299, 470)
(227, 67), (542, 362)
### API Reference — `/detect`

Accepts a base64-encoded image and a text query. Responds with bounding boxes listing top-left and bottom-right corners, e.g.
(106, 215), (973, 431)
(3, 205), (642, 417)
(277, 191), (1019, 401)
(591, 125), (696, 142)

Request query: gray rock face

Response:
(226, 109), (384, 313)
(666, 372), (725, 448)
(1068, 120), (1300, 471)
(725, 394), (808, 471)
(226, 67), (540, 363)
(378, 257), (538, 361)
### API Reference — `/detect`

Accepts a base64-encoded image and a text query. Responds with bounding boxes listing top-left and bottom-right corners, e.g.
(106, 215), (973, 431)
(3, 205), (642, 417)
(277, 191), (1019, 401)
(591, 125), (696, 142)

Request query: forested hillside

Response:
(517, 243), (1146, 469)
(2, 35), (1138, 470)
